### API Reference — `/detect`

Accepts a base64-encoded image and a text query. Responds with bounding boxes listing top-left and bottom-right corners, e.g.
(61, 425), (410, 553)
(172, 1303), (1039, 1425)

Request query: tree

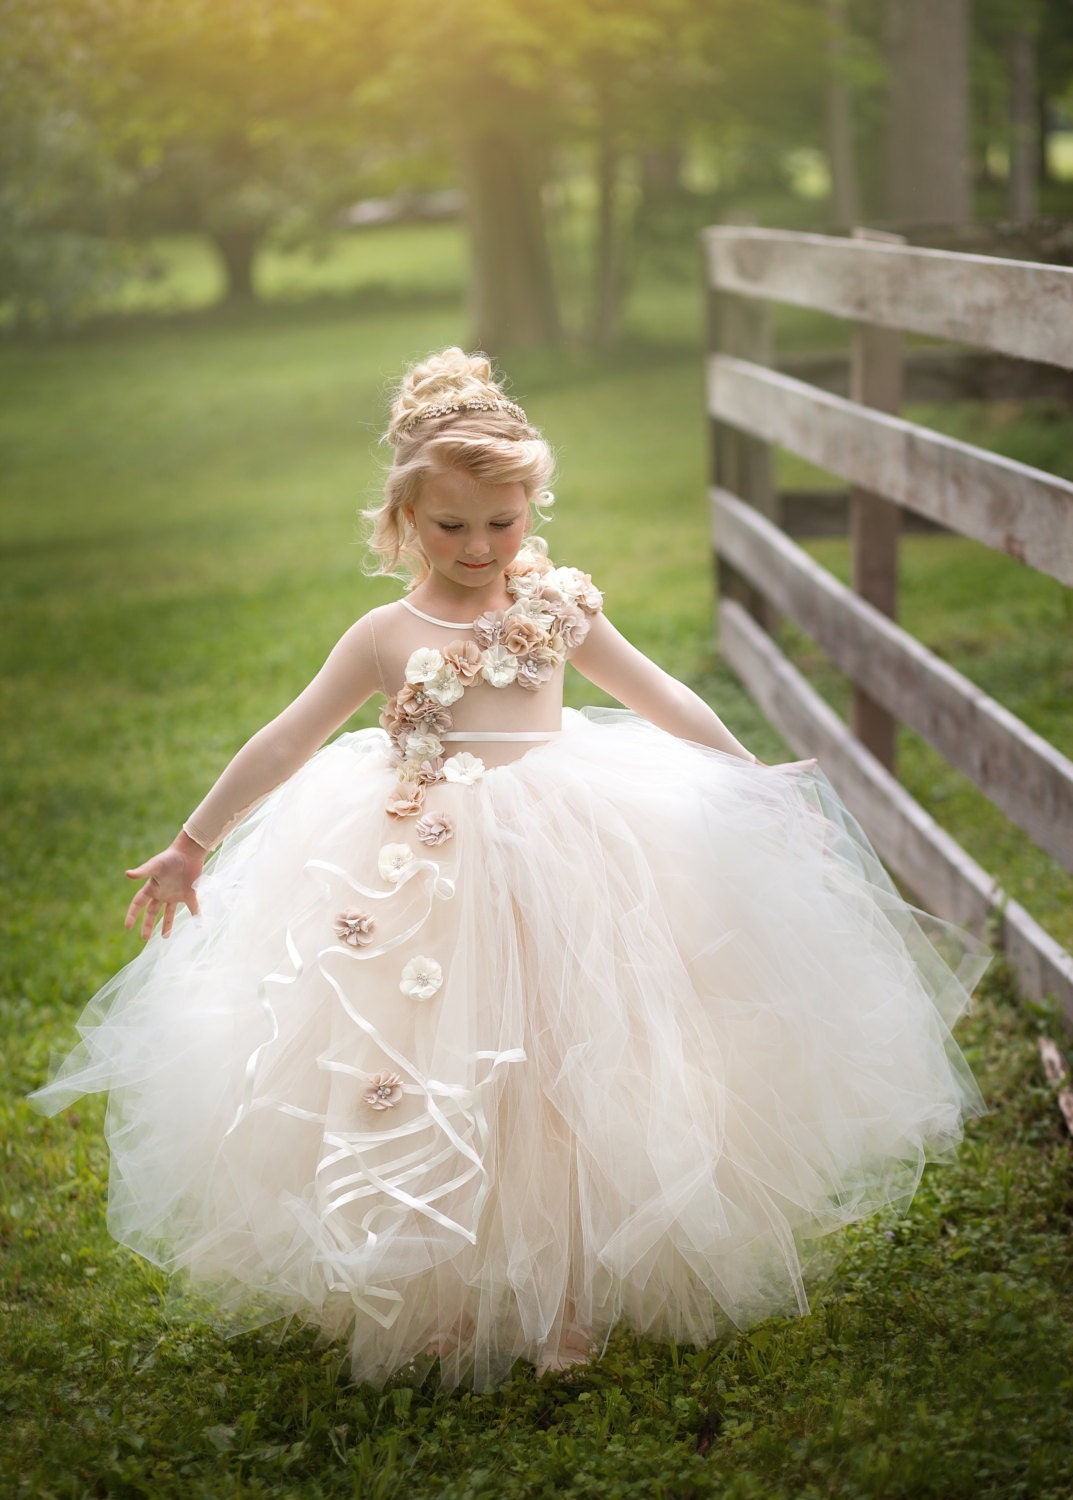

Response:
(883, 0), (972, 224)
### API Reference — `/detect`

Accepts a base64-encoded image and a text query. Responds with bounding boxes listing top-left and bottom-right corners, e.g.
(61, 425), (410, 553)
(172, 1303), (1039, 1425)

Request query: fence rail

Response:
(705, 225), (1073, 1022)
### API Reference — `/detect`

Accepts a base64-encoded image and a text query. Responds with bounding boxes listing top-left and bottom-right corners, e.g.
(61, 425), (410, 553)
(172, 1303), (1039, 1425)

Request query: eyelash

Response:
(438, 521), (517, 533)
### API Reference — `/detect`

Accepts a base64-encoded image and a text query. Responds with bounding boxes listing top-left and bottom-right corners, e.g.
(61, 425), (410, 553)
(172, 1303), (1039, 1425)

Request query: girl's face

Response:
(406, 465), (529, 593)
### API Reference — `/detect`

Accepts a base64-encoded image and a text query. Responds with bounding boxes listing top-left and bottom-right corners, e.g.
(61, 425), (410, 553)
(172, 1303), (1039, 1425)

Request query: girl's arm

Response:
(570, 613), (755, 760)
(125, 612), (384, 941)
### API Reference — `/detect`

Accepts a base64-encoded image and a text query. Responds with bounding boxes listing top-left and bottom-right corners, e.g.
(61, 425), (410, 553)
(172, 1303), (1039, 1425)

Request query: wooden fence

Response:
(704, 225), (1073, 1023)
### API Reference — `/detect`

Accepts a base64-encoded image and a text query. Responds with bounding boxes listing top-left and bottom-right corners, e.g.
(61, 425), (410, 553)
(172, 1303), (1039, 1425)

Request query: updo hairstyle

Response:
(365, 347), (555, 584)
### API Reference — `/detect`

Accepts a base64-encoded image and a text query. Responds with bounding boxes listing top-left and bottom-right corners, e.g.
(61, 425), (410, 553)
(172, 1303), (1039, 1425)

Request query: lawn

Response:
(3, 232), (1073, 1497)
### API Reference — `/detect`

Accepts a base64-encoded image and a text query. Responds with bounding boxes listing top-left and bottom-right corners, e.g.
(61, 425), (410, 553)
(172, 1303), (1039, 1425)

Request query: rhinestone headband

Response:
(392, 397), (528, 442)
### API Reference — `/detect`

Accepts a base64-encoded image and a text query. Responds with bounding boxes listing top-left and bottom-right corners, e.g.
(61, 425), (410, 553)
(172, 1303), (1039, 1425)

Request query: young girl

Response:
(34, 347), (985, 1390)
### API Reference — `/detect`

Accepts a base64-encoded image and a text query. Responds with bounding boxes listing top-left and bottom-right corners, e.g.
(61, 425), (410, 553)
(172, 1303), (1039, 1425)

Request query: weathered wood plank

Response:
(712, 488), (1073, 871)
(703, 227), (1073, 369)
(718, 598), (1073, 1022)
(779, 348), (1073, 404)
(707, 355), (1073, 587)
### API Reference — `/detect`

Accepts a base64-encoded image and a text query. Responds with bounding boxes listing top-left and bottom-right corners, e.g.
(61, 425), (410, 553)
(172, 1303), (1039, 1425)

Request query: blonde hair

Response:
(364, 347), (555, 584)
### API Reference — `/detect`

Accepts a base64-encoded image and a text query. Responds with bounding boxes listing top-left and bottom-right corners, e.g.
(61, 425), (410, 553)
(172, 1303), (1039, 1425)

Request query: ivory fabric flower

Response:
(501, 613), (546, 655)
(405, 647), (445, 685)
(444, 640), (483, 684)
(378, 843), (415, 883)
(386, 778), (426, 818)
(474, 611), (505, 649)
(508, 596), (556, 631)
(400, 955), (444, 1002)
(423, 665), (465, 707)
(481, 645), (518, 687)
(506, 570), (543, 600)
(364, 1071), (404, 1110)
(443, 752), (485, 785)
(334, 909), (375, 948)
(404, 730), (443, 762)
(415, 811), (455, 847)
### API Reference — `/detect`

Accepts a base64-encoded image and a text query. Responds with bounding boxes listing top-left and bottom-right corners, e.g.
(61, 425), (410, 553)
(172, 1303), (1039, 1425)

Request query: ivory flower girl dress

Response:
(35, 543), (985, 1388)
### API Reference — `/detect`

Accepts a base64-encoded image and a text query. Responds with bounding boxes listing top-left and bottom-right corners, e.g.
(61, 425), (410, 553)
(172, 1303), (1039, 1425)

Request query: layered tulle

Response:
(34, 709), (986, 1388)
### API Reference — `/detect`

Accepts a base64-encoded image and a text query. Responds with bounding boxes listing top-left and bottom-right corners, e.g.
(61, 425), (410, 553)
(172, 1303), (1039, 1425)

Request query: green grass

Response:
(3, 240), (1073, 1496)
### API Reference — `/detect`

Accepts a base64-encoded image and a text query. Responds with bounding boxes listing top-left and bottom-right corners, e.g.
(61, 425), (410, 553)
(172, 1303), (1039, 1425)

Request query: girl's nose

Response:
(465, 535), (491, 557)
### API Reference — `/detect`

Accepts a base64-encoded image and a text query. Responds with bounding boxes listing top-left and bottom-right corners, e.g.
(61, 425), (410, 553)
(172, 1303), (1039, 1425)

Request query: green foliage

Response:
(3, 272), (1073, 1497)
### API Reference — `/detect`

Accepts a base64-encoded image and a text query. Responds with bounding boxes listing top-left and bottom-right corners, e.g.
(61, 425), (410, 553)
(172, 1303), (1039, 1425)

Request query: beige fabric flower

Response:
(554, 605), (590, 650)
(386, 778), (427, 818)
(501, 613), (546, 655)
(474, 611), (505, 649)
(415, 811), (455, 846)
(444, 639), (482, 684)
(364, 1072), (404, 1110)
(516, 655), (555, 691)
(334, 909), (375, 947)
(410, 756), (445, 785)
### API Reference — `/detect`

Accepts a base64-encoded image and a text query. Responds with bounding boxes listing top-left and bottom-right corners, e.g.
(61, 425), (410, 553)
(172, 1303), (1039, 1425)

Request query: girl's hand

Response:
(125, 833), (205, 941)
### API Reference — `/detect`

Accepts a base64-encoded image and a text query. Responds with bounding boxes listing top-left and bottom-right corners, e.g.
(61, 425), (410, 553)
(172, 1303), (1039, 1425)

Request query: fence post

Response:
(709, 281), (777, 630)
(849, 227), (905, 771)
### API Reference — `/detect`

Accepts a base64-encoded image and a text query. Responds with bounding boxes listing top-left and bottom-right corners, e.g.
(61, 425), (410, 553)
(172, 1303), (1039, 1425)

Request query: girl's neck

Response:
(408, 568), (512, 622)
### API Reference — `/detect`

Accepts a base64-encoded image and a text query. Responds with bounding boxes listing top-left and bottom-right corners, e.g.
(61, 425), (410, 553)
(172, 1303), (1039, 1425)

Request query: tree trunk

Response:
(1008, 27), (1039, 221)
(458, 127), (560, 355)
(824, 0), (859, 226)
(882, 0), (971, 224)
(593, 127), (622, 350)
(212, 228), (258, 302)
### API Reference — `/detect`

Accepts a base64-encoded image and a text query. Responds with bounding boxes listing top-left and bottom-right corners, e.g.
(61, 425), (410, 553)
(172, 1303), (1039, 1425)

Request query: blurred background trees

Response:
(2, 0), (1072, 343)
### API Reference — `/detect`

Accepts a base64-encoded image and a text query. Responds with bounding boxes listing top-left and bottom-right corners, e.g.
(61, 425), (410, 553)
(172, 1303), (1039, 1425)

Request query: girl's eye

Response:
(438, 523), (463, 533)
(491, 521), (518, 530)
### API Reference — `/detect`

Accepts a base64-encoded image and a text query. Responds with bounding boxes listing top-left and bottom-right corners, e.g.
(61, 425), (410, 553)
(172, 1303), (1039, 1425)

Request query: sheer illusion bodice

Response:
(372, 598), (567, 766)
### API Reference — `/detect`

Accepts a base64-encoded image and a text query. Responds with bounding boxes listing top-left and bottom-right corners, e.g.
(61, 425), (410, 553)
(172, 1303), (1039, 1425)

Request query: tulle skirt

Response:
(33, 709), (986, 1388)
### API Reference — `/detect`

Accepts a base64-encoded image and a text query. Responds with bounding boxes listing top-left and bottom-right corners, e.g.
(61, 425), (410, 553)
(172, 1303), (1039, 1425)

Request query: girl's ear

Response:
(402, 505), (415, 530)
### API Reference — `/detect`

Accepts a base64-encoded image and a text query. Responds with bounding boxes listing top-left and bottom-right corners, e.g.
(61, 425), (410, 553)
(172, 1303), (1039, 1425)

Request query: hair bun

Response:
(386, 347), (506, 443)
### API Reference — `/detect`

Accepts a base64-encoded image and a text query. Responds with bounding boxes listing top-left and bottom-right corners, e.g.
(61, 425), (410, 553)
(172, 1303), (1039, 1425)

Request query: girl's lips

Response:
(460, 561), (492, 570)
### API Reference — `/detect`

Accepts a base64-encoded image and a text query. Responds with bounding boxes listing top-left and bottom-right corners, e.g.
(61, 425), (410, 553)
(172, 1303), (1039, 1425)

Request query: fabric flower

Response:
(548, 566), (602, 615)
(505, 570), (543, 600)
(364, 1071), (404, 1110)
(506, 542), (552, 582)
(532, 635), (567, 669)
(481, 645), (518, 688)
(474, 611), (505, 649)
(334, 909), (375, 948)
(443, 752), (485, 785)
(386, 778), (427, 818)
(553, 604), (589, 649)
(378, 843), (415, 883)
(404, 730), (443, 762)
(415, 811), (455, 847)
(423, 665), (465, 708)
(400, 955), (444, 1002)
(411, 756), (445, 785)
(501, 613), (546, 655)
(516, 655), (555, 692)
(405, 647), (445, 685)
(444, 639), (483, 685)
(507, 596), (556, 631)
